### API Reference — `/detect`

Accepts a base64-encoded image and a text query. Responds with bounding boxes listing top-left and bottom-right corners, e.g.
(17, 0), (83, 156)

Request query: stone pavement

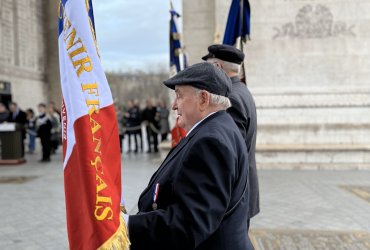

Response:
(0, 151), (370, 249)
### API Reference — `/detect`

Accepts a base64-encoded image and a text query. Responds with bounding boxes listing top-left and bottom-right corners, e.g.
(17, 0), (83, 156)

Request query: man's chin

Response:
(177, 120), (186, 130)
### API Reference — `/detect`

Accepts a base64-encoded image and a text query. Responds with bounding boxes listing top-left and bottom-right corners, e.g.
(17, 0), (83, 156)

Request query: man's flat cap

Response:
(163, 62), (232, 97)
(202, 44), (245, 64)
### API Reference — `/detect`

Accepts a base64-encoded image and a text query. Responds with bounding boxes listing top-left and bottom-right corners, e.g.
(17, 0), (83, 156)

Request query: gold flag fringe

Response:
(97, 216), (130, 250)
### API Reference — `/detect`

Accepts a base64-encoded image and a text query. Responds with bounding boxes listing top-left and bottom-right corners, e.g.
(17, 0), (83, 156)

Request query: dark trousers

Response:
(128, 132), (139, 152)
(136, 129), (143, 152)
(161, 133), (168, 142)
(146, 126), (158, 152)
(119, 134), (124, 153)
(51, 139), (59, 153)
(40, 136), (51, 160)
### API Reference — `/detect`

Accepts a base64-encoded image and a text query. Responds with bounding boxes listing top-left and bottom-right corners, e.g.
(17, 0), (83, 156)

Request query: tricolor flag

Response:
(169, 1), (187, 146)
(58, 0), (129, 249)
(169, 2), (182, 76)
(223, 0), (251, 83)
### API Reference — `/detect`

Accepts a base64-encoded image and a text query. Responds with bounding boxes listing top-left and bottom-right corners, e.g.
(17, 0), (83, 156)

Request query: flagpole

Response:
(239, 0), (244, 50)
(239, 0), (247, 84)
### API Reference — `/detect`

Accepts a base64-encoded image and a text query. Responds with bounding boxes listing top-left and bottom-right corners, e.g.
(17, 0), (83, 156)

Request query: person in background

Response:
(158, 100), (170, 142)
(36, 103), (52, 162)
(115, 103), (125, 153)
(125, 100), (141, 153)
(47, 104), (61, 154)
(7, 102), (27, 124)
(26, 108), (37, 154)
(0, 103), (9, 123)
(202, 44), (259, 236)
(141, 99), (160, 153)
(133, 99), (143, 152)
(48, 101), (61, 118)
(8, 102), (27, 155)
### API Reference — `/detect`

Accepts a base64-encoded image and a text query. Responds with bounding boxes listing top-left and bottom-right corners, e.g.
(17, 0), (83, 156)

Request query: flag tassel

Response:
(98, 216), (130, 250)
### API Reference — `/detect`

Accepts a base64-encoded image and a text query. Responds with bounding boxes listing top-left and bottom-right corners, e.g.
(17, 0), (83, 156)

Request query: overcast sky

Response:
(93, 0), (182, 72)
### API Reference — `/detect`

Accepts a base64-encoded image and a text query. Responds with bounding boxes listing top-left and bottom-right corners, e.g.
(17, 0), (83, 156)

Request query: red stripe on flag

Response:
(64, 105), (121, 250)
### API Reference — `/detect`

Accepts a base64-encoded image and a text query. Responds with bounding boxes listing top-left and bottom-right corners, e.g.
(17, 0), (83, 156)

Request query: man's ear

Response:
(213, 62), (223, 69)
(199, 91), (210, 112)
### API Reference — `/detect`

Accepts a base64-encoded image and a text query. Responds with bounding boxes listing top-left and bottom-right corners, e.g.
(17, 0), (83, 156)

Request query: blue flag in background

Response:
(170, 6), (182, 74)
(223, 0), (251, 46)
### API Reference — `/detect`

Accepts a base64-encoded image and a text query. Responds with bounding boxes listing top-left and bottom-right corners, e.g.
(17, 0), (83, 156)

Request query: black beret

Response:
(163, 62), (232, 97)
(201, 44), (245, 64)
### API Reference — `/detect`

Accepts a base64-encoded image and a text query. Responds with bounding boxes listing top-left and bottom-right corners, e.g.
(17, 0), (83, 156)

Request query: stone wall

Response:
(0, 0), (47, 110)
(182, 0), (370, 168)
(247, 0), (370, 92)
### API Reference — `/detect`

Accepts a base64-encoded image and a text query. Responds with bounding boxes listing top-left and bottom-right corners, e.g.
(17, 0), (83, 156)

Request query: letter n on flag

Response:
(58, 0), (129, 249)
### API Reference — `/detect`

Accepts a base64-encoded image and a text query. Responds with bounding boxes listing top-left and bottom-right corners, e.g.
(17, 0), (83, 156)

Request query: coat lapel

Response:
(138, 136), (190, 200)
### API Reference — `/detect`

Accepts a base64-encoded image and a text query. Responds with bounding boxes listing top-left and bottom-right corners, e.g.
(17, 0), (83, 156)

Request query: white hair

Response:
(207, 58), (240, 74)
(193, 87), (231, 110)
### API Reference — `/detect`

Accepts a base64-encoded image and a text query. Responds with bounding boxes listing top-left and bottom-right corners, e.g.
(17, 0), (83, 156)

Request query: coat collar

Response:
(230, 76), (240, 84)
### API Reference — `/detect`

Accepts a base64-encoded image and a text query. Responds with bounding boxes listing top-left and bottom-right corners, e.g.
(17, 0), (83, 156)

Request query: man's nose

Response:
(171, 100), (177, 110)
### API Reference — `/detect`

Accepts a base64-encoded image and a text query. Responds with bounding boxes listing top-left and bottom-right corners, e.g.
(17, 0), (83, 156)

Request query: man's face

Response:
(9, 104), (16, 112)
(146, 100), (152, 108)
(38, 106), (45, 114)
(172, 85), (202, 132)
(127, 101), (133, 109)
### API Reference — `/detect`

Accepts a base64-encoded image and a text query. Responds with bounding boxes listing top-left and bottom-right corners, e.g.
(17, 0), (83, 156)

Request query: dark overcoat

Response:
(227, 76), (259, 219)
(129, 111), (252, 250)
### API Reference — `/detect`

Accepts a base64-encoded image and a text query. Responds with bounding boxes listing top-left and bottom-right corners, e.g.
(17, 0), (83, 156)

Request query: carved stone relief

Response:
(273, 4), (355, 39)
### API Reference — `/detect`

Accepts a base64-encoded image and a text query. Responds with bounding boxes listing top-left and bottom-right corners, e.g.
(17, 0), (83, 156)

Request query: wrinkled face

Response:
(172, 85), (202, 132)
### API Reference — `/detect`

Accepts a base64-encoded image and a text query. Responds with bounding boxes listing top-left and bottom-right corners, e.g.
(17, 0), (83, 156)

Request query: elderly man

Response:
(203, 44), (260, 230)
(126, 62), (252, 249)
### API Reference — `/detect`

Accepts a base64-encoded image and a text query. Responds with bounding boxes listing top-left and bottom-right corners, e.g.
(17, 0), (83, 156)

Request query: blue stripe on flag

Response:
(58, 0), (96, 37)
(58, 0), (69, 36)
(87, 0), (96, 33)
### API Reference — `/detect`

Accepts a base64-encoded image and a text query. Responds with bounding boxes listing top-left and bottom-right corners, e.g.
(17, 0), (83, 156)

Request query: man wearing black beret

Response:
(203, 44), (260, 235)
(126, 62), (253, 249)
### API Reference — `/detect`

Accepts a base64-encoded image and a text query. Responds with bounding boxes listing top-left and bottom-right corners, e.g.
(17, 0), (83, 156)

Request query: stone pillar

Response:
(182, 0), (232, 65)
(45, 0), (61, 107)
(182, 0), (370, 168)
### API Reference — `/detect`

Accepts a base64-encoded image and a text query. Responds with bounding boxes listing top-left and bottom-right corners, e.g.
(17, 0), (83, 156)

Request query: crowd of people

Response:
(0, 101), (61, 162)
(0, 98), (170, 162)
(116, 99), (170, 154)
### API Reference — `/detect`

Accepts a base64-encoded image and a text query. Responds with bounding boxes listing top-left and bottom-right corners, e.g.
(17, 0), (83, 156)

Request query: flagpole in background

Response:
(169, 0), (183, 76)
(239, 0), (244, 52)
(58, 0), (129, 249)
(169, 0), (187, 147)
(223, 0), (251, 83)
